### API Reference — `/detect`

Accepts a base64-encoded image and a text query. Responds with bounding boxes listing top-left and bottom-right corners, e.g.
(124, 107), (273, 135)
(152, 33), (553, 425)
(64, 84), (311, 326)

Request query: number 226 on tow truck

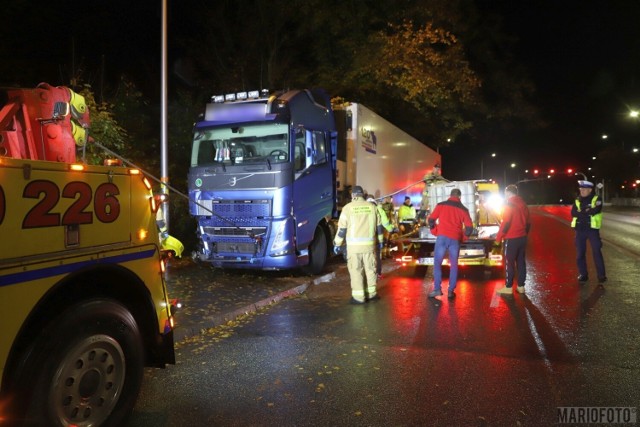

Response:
(0, 157), (177, 426)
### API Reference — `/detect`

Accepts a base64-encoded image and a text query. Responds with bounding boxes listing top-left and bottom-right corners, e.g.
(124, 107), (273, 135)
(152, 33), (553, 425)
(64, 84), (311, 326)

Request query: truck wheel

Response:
(302, 226), (327, 275)
(16, 299), (144, 426)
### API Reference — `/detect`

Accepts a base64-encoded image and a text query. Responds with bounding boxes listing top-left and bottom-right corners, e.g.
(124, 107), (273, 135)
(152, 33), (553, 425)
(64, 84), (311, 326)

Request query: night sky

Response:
(2, 1), (640, 185)
(454, 0), (640, 183)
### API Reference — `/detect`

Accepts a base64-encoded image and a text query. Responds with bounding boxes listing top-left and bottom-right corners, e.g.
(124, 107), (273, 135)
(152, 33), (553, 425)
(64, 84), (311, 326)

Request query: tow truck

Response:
(0, 83), (177, 426)
(394, 180), (504, 274)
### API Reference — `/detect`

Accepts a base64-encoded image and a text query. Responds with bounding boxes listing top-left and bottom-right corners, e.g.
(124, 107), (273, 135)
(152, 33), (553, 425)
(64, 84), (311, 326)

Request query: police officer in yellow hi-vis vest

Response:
(571, 180), (606, 285)
(334, 186), (384, 304)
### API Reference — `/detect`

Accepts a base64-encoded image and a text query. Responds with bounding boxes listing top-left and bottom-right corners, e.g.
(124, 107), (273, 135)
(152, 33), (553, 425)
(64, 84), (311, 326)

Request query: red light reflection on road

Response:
(387, 274), (427, 326)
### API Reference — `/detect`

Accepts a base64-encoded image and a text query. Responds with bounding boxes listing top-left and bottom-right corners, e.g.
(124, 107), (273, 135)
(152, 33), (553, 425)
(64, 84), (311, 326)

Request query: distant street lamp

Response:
(630, 110), (639, 119)
(480, 152), (496, 179)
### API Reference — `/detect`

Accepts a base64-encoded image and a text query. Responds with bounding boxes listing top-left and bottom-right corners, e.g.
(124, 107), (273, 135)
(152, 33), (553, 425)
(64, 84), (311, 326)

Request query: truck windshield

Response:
(191, 123), (290, 166)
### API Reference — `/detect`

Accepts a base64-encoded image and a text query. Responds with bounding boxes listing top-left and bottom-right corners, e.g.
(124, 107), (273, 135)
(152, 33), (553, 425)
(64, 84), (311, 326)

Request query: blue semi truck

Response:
(188, 89), (440, 274)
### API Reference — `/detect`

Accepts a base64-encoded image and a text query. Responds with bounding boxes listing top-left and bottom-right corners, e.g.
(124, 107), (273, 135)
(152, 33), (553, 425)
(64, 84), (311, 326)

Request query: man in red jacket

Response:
(496, 184), (531, 295)
(427, 188), (474, 299)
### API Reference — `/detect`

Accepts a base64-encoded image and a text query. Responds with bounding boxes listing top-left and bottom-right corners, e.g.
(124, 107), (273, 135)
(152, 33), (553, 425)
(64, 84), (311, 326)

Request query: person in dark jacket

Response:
(427, 188), (474, 299)
(496, 184), (531, 295)
(570, 180), (606, 284)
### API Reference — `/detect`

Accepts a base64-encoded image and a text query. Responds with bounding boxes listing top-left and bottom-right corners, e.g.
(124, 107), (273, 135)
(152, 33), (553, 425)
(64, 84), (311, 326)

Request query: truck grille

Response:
(196, 199), (271, 256)
(195, 199), (270, 218)
(203, 226), (267, 237)
(215, 242), (258, 253)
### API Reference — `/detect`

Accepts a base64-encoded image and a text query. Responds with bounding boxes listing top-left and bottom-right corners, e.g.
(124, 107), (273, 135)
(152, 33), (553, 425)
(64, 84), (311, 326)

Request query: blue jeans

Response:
(433, 235), (460, 292)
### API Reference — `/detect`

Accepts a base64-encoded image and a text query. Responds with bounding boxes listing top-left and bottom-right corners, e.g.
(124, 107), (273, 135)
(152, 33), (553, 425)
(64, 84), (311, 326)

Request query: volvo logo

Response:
(229, 176), (237, 186)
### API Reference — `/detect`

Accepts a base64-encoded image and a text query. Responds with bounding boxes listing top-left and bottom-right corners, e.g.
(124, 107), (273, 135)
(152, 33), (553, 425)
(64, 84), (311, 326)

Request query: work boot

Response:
(598, 276), (607, 284)
(516, 286), (525, 294)
(577, 275), (588, 283)
(447, 291), (456, 300)
(497, 286), (513, 295)
(368, 294), (381, 302)
(349, 297), (365, 305)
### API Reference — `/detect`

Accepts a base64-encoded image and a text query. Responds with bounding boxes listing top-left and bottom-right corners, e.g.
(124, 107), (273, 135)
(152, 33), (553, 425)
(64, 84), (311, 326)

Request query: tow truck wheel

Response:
(17, 299), (144, 426)
(302, 225), (327, 275)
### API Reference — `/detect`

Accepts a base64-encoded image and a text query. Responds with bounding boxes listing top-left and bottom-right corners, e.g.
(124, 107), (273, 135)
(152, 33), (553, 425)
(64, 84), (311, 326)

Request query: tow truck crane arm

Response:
(0, 82), (89, 163)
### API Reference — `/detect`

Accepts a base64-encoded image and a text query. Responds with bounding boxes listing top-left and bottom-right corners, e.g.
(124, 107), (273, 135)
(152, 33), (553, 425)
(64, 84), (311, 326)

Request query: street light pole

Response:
(160, 0), (170, 231)
(503, 162), (516, 187)
(575, 171), (588, 180)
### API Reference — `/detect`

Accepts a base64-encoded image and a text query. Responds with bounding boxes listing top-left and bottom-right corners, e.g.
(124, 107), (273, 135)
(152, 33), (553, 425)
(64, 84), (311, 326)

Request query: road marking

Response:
(524, 305), (562, 403)
(525, 309), (552, 370)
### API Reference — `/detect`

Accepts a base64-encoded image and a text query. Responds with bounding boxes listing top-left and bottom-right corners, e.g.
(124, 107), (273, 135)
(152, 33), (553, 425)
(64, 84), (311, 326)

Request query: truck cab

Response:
(188, 89), (337, 274)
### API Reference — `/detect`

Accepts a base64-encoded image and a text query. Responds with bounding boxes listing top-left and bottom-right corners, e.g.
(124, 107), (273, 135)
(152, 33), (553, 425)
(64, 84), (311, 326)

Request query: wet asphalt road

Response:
(128, 206), (640, 426)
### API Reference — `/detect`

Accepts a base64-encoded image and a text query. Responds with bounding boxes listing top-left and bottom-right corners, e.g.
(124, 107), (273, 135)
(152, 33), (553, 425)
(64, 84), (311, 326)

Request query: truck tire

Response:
(15, 299), (144, 427)
(302, 225), (327, 275)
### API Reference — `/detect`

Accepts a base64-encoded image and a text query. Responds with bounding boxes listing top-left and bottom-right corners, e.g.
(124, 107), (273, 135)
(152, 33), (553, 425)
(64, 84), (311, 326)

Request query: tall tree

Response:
(167, 0), (542, 152)
(368, 20), (482, 144)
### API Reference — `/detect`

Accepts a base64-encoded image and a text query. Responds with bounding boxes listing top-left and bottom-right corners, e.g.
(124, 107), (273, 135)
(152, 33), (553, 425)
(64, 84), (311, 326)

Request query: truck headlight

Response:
(270, 218), (293, 256)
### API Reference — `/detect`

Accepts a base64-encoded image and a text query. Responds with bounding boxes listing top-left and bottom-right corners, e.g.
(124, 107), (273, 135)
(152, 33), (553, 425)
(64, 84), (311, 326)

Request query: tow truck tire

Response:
(302, 225), (327, 275)
(18, 299), (144, 427)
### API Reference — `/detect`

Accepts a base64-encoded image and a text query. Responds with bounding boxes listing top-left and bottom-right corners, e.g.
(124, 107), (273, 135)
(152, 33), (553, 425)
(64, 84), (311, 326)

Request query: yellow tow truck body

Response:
(0, 157), (176, 425)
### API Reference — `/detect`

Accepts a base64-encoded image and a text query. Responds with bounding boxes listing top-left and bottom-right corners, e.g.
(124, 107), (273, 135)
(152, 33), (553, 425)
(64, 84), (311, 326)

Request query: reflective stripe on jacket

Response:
(334, 197), (383, 253)
(377, 205), (394, 232)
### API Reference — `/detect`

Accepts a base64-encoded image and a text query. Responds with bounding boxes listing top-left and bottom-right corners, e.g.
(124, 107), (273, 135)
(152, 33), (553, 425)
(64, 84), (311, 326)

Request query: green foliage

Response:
(78, 85), (128, 165)
(370, 20), (481, 144)
(110, 76), (159, 174)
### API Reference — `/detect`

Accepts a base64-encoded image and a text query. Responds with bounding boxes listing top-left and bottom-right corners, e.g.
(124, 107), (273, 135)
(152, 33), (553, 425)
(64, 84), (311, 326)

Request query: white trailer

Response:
(334, 103), (440, 207)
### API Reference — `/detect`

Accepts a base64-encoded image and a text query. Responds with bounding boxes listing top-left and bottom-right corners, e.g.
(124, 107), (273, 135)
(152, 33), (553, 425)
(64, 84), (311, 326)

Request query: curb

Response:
(173, 271), (334, 343)
(172, 262), (401, 343)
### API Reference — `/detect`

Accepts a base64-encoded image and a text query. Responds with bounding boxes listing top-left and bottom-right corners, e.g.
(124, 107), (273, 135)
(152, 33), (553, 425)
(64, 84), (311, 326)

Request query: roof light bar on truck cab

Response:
(212, 89), (270, 103)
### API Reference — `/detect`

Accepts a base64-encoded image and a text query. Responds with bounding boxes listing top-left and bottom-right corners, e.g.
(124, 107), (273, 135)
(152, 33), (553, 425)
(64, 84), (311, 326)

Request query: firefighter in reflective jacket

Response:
(367, 197), (397, 277)
(571, 180), (606, 284)
(334, 186), (384, 304)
